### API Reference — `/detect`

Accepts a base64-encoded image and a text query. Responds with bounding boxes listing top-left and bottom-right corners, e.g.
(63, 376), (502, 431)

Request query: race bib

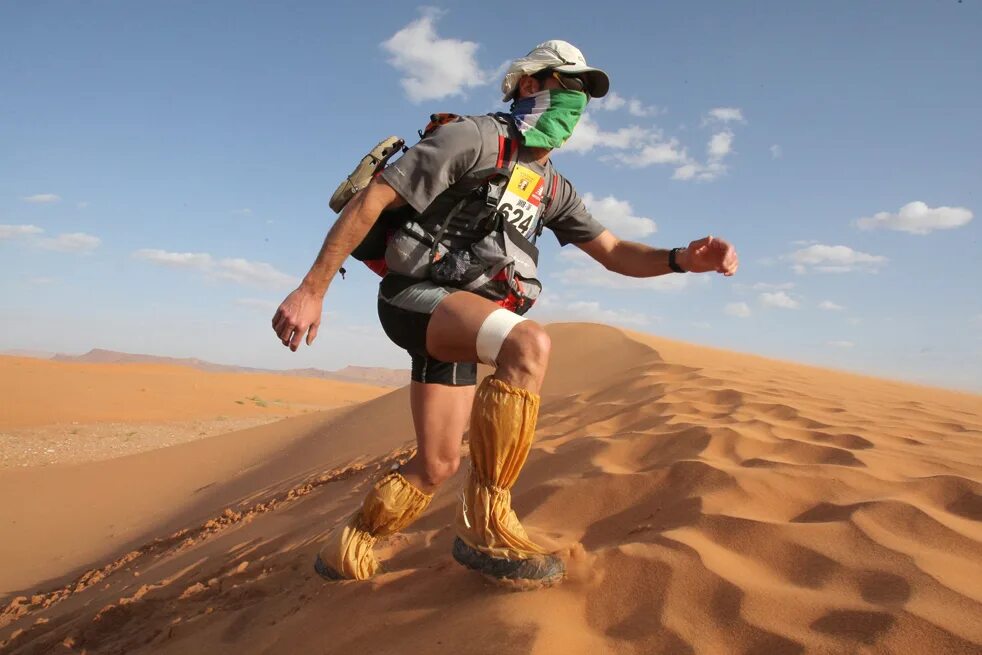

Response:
(496, 164), (545, 238)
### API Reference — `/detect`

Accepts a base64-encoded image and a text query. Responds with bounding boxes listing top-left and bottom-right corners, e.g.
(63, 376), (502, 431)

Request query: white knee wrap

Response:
(476, 309), (527, 367)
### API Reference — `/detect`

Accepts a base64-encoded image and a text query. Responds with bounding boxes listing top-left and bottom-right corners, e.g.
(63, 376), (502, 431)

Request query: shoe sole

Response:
(452, 537), (565, 590)
(313, 555), (345, 581)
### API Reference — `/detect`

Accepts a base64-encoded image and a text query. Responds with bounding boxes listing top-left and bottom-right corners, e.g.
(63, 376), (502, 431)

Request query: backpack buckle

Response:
(484, 182), (503, 207)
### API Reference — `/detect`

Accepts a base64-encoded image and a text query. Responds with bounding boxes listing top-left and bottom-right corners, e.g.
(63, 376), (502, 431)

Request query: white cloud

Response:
(569, 119), (690, 169)
(133, 249), (297, 289)
(753, 282), (795, 291)
(819, 300), (845, 311)
(0, 224), (43, 239)
(593, 92), (626, 111)
(28, 276), (57, 285)
(592, 92), (660, 117)
(134, 249), (213, 270)
(215, 258), (296, 288)
(856, 201), (973, 235)
(23, 194), (61, 204)
(562, 300), (649, 326)
(628, 99), (658, 117)
(759, 291), (800, 309)
(708, 130), (734, 160)
(555, 259), (709, 292)
(619, 139), (689, 167)
(235, 298), (279, 312)
(668, 129), (735, 182)
(614, 137), (689, 168)
(1, 225), (99, 253)
(76, 201), (90, 209)
(786, 244), (888, 274)
(532, 288), (564, 310)
(770, 145), (782, 159)
(535, 289), (655, 326)
(565, 113), (651, 153)
(707, 107), (744, 123)
(381, 9), (489, 103)
(557, 247), (593, 264)
(672, 160), (727, 182)
(827, 340), (855, 348)
(232, 208), (253, 216)
(725, 302), (751, 318)
(678, 129), (736, 182)
(567, 107), (743, 182)
(672, 164), (698, 180)
(38, 232), (101, 253)
(581, 193), (657, 238)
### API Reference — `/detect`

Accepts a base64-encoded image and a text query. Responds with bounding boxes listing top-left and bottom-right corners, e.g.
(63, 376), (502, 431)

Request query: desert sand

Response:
(1, 323), (980, 654)
(0, 356), (391, 467)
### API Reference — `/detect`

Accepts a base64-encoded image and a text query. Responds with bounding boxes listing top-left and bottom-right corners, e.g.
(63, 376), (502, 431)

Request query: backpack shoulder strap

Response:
(531, 166), (562, 239)
(465, 113), (520, 182)
(419, 112), (462, 139)
(491, 113), (520, 170)
(544, 168), (560, 207)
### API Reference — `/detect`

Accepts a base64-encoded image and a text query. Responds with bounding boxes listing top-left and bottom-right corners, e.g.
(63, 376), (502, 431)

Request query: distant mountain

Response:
(49, 349), (409, 387)
(1, 349), (56, 359)
(283, 366), (411, 388)
(51, 349), (251, 373)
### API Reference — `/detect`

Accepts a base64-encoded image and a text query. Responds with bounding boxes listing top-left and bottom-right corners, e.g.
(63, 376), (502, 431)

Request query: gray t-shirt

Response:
(381, 114), (606, 247)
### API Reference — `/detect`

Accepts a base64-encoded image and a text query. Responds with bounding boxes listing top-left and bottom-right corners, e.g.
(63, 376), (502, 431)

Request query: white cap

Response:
(501, 40), (610, 102)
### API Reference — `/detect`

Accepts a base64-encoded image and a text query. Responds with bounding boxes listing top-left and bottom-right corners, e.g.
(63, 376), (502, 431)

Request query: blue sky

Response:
(2, 1), (980, 391)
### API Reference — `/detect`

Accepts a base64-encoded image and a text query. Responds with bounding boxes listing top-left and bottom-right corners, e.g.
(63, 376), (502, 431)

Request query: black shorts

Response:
(377, 276), (477, 387)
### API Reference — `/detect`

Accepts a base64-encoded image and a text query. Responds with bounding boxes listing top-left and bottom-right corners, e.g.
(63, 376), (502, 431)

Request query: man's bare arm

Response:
(576, 229), (738, 277)
(272, 177), (405, 351)
(301, 177), (405, 296)
(575, 230), (676, 276)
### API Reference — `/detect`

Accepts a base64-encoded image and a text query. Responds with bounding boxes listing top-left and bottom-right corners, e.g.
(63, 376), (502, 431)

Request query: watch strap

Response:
(668, 247), (687, 273)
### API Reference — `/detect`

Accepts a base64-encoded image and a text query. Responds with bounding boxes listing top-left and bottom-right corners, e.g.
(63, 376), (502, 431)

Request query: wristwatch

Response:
(669, 247), (687, 273)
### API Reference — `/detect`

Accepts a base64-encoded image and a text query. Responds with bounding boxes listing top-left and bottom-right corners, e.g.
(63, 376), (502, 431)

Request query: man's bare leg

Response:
(425, 291), (562, 584)
(316, 291), (552, 581)
(426, 292), (551, 392)
(315, 380), (473, 581)
(399, 381), (475, 494)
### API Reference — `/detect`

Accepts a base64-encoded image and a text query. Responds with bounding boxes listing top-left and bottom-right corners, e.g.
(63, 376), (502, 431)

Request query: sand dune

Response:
(0, 356), (391, 467)
(1, 324), (980, 654)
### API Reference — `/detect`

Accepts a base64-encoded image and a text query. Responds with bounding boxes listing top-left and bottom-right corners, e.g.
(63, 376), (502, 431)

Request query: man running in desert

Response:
(272, 40), (739, 586)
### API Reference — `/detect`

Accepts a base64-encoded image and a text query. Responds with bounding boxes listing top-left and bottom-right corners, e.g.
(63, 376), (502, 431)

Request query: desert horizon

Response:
(1, 322), (980, 654)
(6, 324), (980, 396)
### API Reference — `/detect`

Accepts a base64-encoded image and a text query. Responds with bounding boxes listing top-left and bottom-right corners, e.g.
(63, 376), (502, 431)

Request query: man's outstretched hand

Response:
(272, 286), (323, 351)
(679, 235), (739, 276)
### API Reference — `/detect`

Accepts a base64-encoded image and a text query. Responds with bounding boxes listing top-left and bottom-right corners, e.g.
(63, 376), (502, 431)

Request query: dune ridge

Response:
(1, 323), (980, 654)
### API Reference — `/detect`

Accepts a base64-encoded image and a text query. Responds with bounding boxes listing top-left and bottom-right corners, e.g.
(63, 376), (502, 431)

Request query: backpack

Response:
(333, 113), (559, 284)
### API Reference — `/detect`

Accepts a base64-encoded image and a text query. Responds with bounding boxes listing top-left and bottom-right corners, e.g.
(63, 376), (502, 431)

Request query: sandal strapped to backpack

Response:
(328, 135), (406, 214)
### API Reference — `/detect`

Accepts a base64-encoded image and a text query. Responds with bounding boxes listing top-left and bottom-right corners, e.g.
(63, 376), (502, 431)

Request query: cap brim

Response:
(553, 64), (610, 98)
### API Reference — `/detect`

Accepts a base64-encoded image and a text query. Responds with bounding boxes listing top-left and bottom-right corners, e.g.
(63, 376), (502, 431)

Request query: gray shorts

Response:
(377, 276), (478, 386)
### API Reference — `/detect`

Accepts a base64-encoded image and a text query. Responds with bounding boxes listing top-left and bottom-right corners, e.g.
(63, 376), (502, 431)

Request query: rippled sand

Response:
(1, 324), (980, 654)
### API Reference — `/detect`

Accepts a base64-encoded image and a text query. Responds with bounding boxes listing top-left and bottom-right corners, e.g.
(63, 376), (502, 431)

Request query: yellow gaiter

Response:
(318, 470), (433, 580)
(456, 377), (549, 560)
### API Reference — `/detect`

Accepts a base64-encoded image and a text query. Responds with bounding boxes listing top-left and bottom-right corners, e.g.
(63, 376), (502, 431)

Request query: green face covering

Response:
(510, 89), (588, 149)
